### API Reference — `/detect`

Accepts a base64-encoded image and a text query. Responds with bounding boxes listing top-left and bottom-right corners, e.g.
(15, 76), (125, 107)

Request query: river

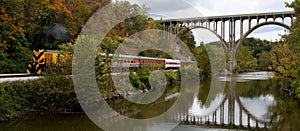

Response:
(1, 72), (299, 130)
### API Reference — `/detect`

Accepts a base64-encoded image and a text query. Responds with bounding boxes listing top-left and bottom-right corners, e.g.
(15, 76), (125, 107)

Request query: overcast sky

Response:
(113, 0), (294, 44)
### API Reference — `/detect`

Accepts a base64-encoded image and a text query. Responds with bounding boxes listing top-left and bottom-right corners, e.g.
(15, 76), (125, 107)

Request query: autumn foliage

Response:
(0, 0), (110, 73)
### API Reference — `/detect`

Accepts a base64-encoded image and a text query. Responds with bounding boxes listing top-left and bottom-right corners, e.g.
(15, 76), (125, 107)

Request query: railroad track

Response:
(0, 73), (40, 83)
(0, 73), (32, 78)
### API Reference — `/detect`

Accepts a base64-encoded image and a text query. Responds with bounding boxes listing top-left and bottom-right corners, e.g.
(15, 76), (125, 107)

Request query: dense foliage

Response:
(0, 75), (78, 121)
(0, 0), (31, 73)
(269, 0), (300, 98)
(235, 38), (279, 72)
(0, 0), (109, 73)
(201, 38), (277, 73)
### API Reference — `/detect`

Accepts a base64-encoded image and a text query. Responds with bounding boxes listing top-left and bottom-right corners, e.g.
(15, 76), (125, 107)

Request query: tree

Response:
(0, 0), (111, 73)
(257, 51), (272, 71)
(179, 29), (196, 51)
(285, 0), (300, 51)
(242, 37), (273, 58)
(236, 45), (258, 72)
(0, 0), (31, 73)
(269, 0), (300, 98)
(193, 44), (211, 78)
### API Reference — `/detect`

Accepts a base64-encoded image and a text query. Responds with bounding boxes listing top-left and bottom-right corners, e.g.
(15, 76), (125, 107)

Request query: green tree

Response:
(257, 51), (272, 71)
(179, 28), (196, 51)
(242, 37), (274, 58)
(236, 45), (258, 72)
(285, 0), (300, 51)
(270, 43), (299, 97)
(269, 0), (300, 98)
(193, 44), (211, 78)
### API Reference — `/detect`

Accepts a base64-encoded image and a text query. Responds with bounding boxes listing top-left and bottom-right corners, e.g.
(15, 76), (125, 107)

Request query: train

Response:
(99, 53), (183, 69)
(26, 50), (192, 75)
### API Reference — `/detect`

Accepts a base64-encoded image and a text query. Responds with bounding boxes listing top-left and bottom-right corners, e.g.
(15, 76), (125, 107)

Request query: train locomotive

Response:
(26, 50), (64, 75)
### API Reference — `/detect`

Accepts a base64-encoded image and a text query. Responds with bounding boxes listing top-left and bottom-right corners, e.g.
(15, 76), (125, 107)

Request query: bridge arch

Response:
(235, 21), (290, 56)
(177, 26), (228, 51)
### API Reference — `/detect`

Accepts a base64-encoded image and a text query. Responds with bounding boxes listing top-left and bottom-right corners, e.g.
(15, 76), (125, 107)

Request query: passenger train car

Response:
(99, 53), (181, 69)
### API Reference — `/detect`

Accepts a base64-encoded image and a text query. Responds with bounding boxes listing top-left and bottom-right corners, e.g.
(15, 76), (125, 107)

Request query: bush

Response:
(129, 72), (142, 90)
(165, 71), (179, 84)
(0, 48), (31, 73)
(0, 74), (79, 122)
(0, 83), (25, 121)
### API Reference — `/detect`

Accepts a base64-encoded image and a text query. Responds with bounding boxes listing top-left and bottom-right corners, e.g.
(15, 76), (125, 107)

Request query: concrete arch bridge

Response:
(161, 11), (295, 73)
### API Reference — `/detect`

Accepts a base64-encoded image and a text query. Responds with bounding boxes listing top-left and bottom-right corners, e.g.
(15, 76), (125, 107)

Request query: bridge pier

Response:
(226, 47), (238, 73)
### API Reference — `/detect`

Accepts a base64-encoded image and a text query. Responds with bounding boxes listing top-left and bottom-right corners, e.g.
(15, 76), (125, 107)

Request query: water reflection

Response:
(180, 72), (299, 130)
(182, 77), (273, 129)
(218, 71), (274, 82)
(240, 95), (275, 121)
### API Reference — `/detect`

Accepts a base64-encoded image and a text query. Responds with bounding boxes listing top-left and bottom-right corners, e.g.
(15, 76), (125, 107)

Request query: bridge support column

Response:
(226, 48), (237, 73)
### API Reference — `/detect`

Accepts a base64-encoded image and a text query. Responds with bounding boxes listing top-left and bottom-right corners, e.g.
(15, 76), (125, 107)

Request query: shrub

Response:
(0, 74), (79, 121)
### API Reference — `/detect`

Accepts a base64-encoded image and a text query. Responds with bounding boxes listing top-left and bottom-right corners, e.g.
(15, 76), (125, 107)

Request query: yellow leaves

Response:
(145, 19), (157, 30)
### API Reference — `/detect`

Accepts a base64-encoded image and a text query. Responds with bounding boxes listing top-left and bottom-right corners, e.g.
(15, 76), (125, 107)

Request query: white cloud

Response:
(114, 0), (294, 42)
(116, 0), (205, 18)
(186, 0), (293, 16)
(116, 0), (293, 18)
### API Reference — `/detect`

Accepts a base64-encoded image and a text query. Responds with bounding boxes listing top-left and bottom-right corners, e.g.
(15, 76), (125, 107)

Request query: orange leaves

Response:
(0, 7), (5, 13)
(1, 15), (6, 21)
(44, 0), (73, 18)
(9, 36), (16, 41)
(0, 1), (27, 51)
(3, 13), (8, 17)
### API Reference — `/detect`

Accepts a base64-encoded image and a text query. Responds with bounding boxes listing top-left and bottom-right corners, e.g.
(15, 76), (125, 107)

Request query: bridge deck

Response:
(161, 11), (295, 22)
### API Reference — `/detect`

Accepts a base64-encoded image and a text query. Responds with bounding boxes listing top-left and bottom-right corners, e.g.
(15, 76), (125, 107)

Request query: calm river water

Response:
(1, 72), (300, 131)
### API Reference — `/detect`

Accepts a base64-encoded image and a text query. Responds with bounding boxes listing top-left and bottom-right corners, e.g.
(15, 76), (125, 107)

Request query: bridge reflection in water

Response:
(95, 73), (276, 130)
(173, 78), (275, 130)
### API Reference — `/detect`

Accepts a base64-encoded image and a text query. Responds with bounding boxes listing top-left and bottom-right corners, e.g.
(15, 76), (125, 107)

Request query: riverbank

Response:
(0, 69), (182, 122)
